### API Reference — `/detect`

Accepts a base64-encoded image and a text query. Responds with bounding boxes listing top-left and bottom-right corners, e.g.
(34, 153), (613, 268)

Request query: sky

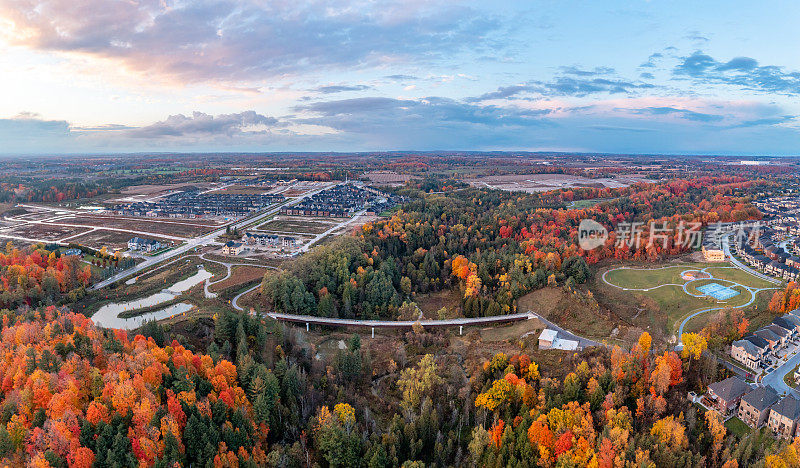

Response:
(1, 0), (800, 155)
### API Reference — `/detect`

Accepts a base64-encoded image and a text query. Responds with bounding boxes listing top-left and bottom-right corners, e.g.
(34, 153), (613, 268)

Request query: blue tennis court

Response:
(696, 282), (740, 300)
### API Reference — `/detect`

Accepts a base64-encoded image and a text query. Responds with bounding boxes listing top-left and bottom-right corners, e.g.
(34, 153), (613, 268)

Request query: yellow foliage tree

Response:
(650, 415), (687, 449)
(638, 332), (651, 355)
(681, 333), (707, 361)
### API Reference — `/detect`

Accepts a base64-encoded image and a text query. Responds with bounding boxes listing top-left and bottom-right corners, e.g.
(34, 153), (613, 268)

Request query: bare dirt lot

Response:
(257, 216), (340, 234)
(210, 265), (269, 292)
(468, 173), (654, 193)
(66, 230), (177, 249)
(6, 223), (90, 241)
(61, 215), (218, 237)
(363, 171), (416, 186)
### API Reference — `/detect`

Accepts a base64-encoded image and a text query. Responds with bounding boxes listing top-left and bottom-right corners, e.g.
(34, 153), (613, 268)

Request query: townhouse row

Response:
(731, 310), (800, 372)
(706, 377), (800, 438)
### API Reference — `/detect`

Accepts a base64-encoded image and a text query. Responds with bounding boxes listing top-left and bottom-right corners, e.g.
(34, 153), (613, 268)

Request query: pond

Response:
(92, 268), (212, 329)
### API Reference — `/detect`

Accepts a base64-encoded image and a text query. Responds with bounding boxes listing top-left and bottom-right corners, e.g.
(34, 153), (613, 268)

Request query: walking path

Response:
(230, 286), (605, 347)
(601, 264), (779, 349)
(199, 253), (277, 298)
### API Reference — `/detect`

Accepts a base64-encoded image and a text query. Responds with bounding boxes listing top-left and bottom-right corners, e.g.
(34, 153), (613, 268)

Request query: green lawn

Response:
(605, 262), (777, 333)
(703, 266), (777, 289)
(784, 364), (800, 389)
(571, 197), (617, 209)
(638, 285), (720, 330)
(725, 417), (751, 437)
(603, 265), (698, 290)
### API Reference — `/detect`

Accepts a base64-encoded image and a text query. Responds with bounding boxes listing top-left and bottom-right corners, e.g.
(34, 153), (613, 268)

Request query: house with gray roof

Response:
(774, 316), (799, 336)
(707, 376), (750, 414)
(782, 313), (800, 331)
(754, 329), (782, 349)
(772, 316), (800, 338)
(738, 386), (779, 427)
(732, 338), (766, 371)
(765, 325), (790, 346)
(769, 395), (800, 438)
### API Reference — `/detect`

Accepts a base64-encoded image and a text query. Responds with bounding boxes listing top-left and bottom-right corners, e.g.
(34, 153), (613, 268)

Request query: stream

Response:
(91, 268), (212, 329)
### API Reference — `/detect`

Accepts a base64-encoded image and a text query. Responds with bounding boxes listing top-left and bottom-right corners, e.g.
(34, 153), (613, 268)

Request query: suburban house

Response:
(753, 329), (782, 350)
(242, 232), (280, 247)
(702, 242), (725, 262)
(62, 248), (83, 257)
(738, 386), (779, 428)
(114, 190), (285, 219)
(769, 395), (800, 438)
(774, 316), (800, 336)
(282, 236), (297, 247)
(128, 237), (163, 252)
(731, 338), (767, 370)
(222, 241), (244, 256)
(706, 376), (750, 414)
(765, 324), (790, 347)
(782, 313), (800, 331)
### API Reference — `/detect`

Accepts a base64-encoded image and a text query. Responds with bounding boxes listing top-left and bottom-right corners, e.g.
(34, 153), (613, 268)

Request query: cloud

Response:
(292, 96), (555, 147)
(675, 51), (800, 95)
(560, 66), (616, 76)
(385, 74), (418, 81)
(0, 113), (70, 140)
(0, 0), (501, 83)
(466, 85), (538, 102)
(469, 69), (656, 102)
(632, 106), (723, 123)
(541, 76), (655, 96)
(313, 85), (372, 94)
(124, 111), (280, 139)
(684, 31), (710, 44)
(639, 52), (663, 69)
(730, 115), (796, 128)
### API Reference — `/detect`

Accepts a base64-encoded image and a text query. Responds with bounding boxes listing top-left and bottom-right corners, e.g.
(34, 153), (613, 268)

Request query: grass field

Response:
(724, 417), (751, 437)
(599, 261), (780, 337)
(703, 266), (777, 289)
(570, 197), (616, 209)
(517, 286), (616, 339)
(603, 264), (700, 289)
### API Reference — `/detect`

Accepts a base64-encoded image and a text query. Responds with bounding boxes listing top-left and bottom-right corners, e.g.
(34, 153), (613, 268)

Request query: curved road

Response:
(232, 284), (262, 311)
(200, 253), (277, 298)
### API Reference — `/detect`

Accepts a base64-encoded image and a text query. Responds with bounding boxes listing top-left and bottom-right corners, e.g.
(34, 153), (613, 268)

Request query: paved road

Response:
(761, 349), (800, 397)
(231, 284), (261, 311)
(722, 235), (782, 285)
(528, 312), (604, 348)
(92, 183), (334, 289)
